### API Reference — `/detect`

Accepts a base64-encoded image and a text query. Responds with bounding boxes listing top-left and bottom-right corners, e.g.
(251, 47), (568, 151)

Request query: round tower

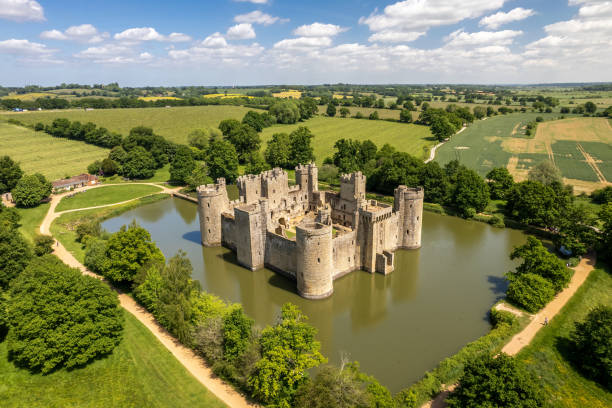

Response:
(394, 186), (424, 249)
(197, 181), (229, 247)
(296, 222), (333, 299)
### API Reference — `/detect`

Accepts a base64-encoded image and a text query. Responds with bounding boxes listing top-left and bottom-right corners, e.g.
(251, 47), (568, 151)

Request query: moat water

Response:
(102, 197), (527, 392)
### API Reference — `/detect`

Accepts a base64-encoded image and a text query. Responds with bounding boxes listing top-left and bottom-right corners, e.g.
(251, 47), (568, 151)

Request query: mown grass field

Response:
(0, 310), (225, 408)
(0, 122), (109, 180)
(1, 105), (260, 145)
(16, 202), (50, 243)
(517, 266), (612, 408)
(56, 184), (163, 212)
(261, 116), (436, 162)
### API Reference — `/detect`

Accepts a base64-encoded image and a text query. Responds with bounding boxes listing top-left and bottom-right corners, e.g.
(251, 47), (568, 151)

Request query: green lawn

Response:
(0, 310), (226, 408)
(15, 202), (50, 242)
(0, 122), (109, 181)
(517, 266), (612, 408)
(260, 116), (436, 163)
(56, 184), (162, 212)
(2, 105), (260, 145)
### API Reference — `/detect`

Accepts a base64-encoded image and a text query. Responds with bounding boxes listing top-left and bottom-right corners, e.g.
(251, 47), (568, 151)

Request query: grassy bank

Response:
(51, 193), (170, 263)
(516, 266), (612, 407)
(56, 184), (163, 212)
(0, 310), (225, 408)
(15, 202), (50, 242)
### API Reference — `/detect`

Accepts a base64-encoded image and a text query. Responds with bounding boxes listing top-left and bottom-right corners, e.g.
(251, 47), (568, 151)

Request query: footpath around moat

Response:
(38, 182), (596, 408)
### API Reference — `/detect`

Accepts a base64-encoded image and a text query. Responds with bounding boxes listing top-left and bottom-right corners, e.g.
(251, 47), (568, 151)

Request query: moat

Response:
(102, 197), (527, 392)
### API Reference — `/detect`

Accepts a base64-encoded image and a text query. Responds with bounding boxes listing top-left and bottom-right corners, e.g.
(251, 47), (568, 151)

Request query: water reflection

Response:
(102, 197), (526, 392)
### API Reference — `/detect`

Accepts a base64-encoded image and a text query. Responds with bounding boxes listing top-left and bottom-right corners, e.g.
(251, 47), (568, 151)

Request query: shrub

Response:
(83, 237), (108, 273)
(506, 273), (555, 313)
(222, 305), (253, 363)
(76, 219), (102, 242)
(33, 234), (54, 256)
(569, 305), (612, 389)
(5, 255), (123, 373)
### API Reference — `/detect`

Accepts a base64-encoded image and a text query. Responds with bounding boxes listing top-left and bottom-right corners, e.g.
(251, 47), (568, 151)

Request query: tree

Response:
(121, 146), (156, 179)
(218, 119), (242, 137)
(6, 255), (123, 373)
(248, 303), (326, 407)
(0, 156), (23, 193)
(100, 158), (119, 176)
(225, 124), (261, 162)
(584, 101), (597, 114)
(473, 106), (486, 119)
(430, 115), (456, 141)
(207, 139), (239, 182)
(0, 219), (31, 288)
(169, 145), (196, 184)
(600, 203), (612, 263)
(451, 167), (489, 218)
(506, 180), (564, 227)
(242, 111), (267, 132)
(447, 353), (544, 408)
(318, 164), (339, 184)
(418, 161), (449, 204)
(326, 103), (336, 117)
(339, 107), (350, 118)
(368, 111), (379, 120)
(506, 273), (555, 313)
(244, 152), (269, 175)
(399, 109), (413, 123)
(188, 128), (220, 150)
(33, 234), (54, 256)
(265, 133), (291, 168)
(223, 305), (253, 363)
(11, 173), (52, 208)
(109, 145), (128, 164)
(100, 221), (165, 283)
(528, 160), (561, 185)
(294, 364), (370, 408)
(570, 305), (612, 389)
(270, 100), (300, 124)
(486, 167), (514, 200)
(289, 127), (315, 166)
(186, 163), (212, 191)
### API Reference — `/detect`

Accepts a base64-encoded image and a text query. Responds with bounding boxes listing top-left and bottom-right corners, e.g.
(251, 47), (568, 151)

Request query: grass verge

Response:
(56, 184), (163, 212)
(15, 202), (50, 242)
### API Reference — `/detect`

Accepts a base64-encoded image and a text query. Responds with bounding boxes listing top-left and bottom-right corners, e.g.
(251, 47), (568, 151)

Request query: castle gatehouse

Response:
(197, 164), (423, 299)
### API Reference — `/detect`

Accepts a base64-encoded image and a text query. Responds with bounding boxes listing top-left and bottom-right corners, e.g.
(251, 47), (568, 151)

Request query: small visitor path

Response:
(40, 184), (258, 408)
(424, 125), (466, 164)
(422, 253), (597, 408)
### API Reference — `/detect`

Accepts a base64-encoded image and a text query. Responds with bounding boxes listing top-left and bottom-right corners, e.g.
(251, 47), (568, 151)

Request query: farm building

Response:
(52, 173), (99, 192)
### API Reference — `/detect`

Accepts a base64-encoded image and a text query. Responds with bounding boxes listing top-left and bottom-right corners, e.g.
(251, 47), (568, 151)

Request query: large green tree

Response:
(222, 305), (253, 363)
(528, 161), (562, 185)
(486, 167), (514, 200)
(265, 133), (291, 168)
(11, 173), (52, 208)
(6, 255), (123, 373)
(225, 124), (261, 163)
(451, 167), (489, 218)
(207, 139), (239, 182)
(121, 146), (156, 179)
(270, 101), (300, 124)
(0, 156), (23, 193)
(169, 145), (196, 184)
(100, 221), (165, 283)
(248, 303), (326, 408)
(0, 215), (31, 288)
(289, 127), (316, 166)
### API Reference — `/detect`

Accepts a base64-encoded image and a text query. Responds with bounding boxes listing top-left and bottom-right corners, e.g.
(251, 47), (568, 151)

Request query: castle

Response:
(197, 164), (423, 299)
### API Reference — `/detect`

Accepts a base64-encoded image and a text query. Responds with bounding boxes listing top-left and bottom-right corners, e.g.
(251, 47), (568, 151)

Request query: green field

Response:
(16, 203), (50, 242)
(551, 141), (600, 182)
(517, 266), (612, 407)
(0, 310), (225, 408)
(1, 105), (260, 145)
(0, 122), (109, 181)
(56, 184), (163, 212)
(580, 140), (612, 181)
(261, 116), (436, 162)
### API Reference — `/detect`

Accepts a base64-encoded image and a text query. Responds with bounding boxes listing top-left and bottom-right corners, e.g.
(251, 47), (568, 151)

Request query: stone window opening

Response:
(406, 229), (410, 235)
(207, 203), (210, 207)
(206, 217), (209, 221)
(208, 229), (211, 233)
(317, 258), (320, 263)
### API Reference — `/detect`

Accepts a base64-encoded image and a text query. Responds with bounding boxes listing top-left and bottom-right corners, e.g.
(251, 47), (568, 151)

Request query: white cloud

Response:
(168, 41), (264, 66)
(114, 27), (191, 42)
(444, 29), (522, 47)
(273, 36), (332, 50)
(227, 23), (256, 40)
(0, 38), (54, 54)
(234, 10), (282, 26)
(233, 0), (268, 4)
(202, 32), (228, 48)
(479, 7), (535, 29)
(41, 24), (109, 44)
(360, 0), (508, 42)
(293, 22), (347, 37)
(0, 0), (44, 22)
(75, 43), (154, 64)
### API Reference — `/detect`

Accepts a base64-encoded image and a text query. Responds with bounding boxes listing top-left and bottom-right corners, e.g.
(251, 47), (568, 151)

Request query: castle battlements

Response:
(197, 163), (423, 299)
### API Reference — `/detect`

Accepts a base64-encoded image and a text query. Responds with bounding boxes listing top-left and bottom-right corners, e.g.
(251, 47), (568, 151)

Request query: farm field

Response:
(435, 114), (612, 193)
(260, 116), (436, 162)
(1, 105), (260, 145)
(56, 184), (163, 211)
(0, 122), (108, 181)
(0, 310), (225, 408)
(516, 265), (612, 408)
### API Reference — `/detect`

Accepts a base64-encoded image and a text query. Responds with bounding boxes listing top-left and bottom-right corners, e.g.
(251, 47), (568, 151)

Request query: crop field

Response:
(1, 105), (260, 145)
(138, 96), (182, 101)
(260, 116), (436, 162)
(436, 115), (612, 192)
(0, 122), (108, 180)
(272, 90), (302, 98)
(2, 92), (57, 100)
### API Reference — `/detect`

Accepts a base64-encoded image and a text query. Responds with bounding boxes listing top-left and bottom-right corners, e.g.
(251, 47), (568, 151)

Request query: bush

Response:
(76, 219), (102, 242)
(5, 255), (123, 373)
(488, 214), (505, 228)
(506, 273), (555, 313)
(569, 305), (612, 389)
(33, 234), (54, 256)
(83, 237), (108, 273)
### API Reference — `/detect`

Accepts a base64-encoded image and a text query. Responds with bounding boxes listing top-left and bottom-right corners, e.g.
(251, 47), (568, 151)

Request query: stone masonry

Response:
(197, 164), (423, 299)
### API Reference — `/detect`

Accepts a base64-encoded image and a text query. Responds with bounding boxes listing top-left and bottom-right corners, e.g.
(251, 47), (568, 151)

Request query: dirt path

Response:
(576, 143), (607, 183)
(424, 125), (467, 164)
(40, 184), (259, 408)
(421, 253), (597, 408)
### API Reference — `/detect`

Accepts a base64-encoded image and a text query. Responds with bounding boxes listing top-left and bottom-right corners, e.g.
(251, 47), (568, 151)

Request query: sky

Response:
(0, 0), (610, 86)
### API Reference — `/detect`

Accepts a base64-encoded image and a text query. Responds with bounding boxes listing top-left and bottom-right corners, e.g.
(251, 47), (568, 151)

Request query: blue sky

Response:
(0, 0), (610, 86)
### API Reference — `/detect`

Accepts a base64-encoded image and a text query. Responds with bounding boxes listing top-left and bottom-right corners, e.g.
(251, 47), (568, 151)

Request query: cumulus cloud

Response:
(0, 38), (54, 54)
(234, 10), (284, 26)
(0, 0), (44, 22)
(292, 22), (348, 37)
(75, 43), (154, 64)
(114, 27), (191, 42)
(202, 32), (228, 48)
(273, 36), (332, 50)
(444, 29), (522, 47)
(168, 41), (264, 65)
(233, 0), (268, 4)
(361, 0), (508, 43)
(479, 7), (535, 29)
(227, 23), (256, 40)
(41, 24), (109, 43)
